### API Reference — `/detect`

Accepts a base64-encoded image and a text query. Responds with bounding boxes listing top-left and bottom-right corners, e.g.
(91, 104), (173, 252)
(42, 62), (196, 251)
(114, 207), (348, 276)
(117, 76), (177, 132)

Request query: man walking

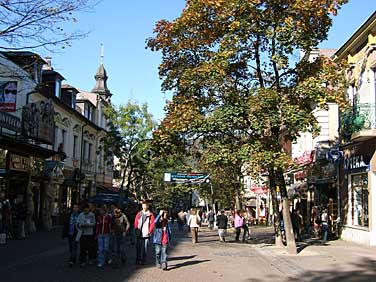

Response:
(134, 201), (155, 265)
(111, 207), (130, 268)
(207, 210), (215, 230)
(216, 210), (228, 242)
(77, 203), (96, 267)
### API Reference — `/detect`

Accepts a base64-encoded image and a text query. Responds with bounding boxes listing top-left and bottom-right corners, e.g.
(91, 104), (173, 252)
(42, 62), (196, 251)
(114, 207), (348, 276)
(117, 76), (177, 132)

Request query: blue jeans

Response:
(113, 235), (126, 264)
(322, 223), (328, 241)
(97, 234), (110, 265)
(155, 244), (167, 265)
(136, 237), (150, 263)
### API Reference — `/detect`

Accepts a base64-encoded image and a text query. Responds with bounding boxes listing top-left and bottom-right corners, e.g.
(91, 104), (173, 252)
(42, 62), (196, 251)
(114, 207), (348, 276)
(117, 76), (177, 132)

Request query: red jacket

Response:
(134, 211), (155, 235)
(96, 214), (112, 235)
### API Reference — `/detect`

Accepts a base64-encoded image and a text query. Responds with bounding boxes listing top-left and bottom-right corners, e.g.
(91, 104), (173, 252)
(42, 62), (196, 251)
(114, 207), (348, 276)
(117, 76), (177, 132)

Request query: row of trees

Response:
(1, 0), (351, 255)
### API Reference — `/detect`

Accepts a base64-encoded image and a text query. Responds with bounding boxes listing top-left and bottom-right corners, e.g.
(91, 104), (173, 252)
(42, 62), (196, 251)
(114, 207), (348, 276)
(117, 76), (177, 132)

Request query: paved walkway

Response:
(1, 225), (375, 282)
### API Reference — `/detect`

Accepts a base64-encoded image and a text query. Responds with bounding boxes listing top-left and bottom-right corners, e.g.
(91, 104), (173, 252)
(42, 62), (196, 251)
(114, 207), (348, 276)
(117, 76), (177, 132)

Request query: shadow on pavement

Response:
(169, 255), (197, 261)
(167, 259), (211, 270)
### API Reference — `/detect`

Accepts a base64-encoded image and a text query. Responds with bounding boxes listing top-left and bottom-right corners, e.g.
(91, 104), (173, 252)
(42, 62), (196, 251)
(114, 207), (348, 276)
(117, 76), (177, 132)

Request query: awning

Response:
(0, 135), (56, 158)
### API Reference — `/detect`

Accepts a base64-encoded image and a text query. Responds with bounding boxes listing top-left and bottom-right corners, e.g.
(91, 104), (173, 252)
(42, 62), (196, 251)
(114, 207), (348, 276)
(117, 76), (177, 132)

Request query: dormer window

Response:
(84, 102), (95, 122)
(55, 78), (61, 98)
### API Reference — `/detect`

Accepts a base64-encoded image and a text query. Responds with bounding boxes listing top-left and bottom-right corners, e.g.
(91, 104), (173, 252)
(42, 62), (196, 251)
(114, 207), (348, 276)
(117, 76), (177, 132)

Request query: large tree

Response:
(0, 0), (95, 51)
(105, 100), (157, 200)
(148, 0), (348, 254)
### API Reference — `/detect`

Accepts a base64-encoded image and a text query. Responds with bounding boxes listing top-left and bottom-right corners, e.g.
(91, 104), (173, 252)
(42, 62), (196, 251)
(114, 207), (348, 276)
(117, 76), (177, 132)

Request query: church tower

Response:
(92, 44), (112, 101)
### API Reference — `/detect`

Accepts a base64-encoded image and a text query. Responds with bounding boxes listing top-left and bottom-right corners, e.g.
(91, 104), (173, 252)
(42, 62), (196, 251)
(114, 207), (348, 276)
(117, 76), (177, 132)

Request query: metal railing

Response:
(355, 103), (376, 129)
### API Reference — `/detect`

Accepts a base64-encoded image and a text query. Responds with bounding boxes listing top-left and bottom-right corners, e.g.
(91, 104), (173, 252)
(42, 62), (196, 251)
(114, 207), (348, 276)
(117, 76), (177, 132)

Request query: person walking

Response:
(77, 203), (96, 267)
(234, 210), (243, 242)
(207, 210), (215, 230)
(62, 204), (80, 266)
(188, 208), (201, 243)
(134, 201), (155, 265)
(321, 208), (329, 242)
(96, 206), (112, 268)
(111, 207), (130, 268)
(291, 208), (303, 242)
(177, 210), (185, 231)
(216, 210), (228, 242)
(153, 210), (171, 270)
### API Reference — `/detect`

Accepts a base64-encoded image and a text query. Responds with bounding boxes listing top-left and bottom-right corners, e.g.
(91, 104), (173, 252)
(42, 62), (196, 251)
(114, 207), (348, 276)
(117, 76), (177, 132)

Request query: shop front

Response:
(341, 140), (376, 246)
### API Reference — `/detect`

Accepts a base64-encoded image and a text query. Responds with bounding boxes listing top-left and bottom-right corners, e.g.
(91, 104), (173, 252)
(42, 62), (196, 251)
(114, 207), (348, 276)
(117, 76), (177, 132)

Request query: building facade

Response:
(0, 51), (114, 236)
(334, 11), (376, 246)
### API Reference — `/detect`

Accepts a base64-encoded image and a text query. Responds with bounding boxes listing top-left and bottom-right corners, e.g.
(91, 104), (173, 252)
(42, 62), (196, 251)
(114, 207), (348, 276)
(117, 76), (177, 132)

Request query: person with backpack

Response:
(111, 207), (130, 268)
(153, 210), (171, 270)
(134, 201), (155, 265)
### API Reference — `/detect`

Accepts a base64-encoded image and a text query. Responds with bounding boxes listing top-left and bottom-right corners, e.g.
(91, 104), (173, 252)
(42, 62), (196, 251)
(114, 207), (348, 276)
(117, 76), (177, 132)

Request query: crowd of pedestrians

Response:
(62, 201), (174, 271)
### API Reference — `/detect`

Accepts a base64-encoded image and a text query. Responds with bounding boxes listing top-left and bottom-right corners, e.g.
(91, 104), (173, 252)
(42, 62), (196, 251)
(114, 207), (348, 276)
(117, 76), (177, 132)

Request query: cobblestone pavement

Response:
(1, 225), (376, 282)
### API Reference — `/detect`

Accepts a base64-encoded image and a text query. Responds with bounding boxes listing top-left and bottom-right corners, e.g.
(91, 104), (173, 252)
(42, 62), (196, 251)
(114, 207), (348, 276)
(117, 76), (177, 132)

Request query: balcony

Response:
(341, 103), (376, 142)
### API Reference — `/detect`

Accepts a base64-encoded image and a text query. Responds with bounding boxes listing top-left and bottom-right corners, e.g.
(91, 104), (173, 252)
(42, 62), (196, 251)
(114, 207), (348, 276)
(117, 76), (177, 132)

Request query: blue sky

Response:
(48, 1), (375, 122)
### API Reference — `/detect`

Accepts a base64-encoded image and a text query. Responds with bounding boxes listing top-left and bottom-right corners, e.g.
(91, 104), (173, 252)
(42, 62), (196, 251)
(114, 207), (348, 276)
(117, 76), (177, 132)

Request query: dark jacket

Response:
(216, 214), (228, 229)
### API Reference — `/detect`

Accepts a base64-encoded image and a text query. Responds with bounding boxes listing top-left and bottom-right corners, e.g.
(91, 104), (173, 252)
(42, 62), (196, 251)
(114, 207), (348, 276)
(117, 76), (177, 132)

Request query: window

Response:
(73, 136), (78, 159)
(351, 173), (369, 227)
(61, 129), (67, 149)
(84, 103), (94, 122)
(55, 79), (61, 98)
(83, 141), (88, 160)
(88, 143), (93, 161)
(71, 93), (76, 109)
(54, 126), (59, 151)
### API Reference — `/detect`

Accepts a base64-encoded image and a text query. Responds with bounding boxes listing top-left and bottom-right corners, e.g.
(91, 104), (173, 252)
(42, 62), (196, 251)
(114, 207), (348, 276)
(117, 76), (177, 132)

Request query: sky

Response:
(47, 0), (376, 122)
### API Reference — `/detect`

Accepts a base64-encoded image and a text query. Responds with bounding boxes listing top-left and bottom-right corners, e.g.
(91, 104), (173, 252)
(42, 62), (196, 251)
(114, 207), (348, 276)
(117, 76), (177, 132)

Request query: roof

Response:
(334, 11), (376, 59)
(77, 89), (98, 107)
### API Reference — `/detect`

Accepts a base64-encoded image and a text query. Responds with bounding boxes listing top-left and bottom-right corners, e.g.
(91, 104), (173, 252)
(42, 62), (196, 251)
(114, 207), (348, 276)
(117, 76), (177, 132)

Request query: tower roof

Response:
(92, 63), (111, 97)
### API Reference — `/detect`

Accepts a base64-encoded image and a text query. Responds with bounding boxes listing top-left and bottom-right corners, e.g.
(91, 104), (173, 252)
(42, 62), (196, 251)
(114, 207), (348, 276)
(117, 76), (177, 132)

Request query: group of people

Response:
(62, 201), (171, 270)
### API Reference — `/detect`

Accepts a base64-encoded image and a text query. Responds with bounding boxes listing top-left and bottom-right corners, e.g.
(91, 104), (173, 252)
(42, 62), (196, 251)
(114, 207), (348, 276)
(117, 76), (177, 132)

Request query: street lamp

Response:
(205, 178), (217, 227)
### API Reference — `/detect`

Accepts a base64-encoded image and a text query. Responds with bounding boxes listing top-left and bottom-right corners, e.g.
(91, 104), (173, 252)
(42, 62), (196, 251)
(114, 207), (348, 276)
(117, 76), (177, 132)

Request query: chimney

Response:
(43, 56), (53, 70)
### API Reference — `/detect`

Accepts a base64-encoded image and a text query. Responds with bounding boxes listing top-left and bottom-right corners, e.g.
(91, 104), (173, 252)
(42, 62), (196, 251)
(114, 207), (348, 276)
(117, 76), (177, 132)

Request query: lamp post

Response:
(205, 178), (217, 227)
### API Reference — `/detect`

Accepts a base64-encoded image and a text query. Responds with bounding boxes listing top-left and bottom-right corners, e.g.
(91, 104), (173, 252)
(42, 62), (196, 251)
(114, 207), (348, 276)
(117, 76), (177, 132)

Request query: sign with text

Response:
(9, 154), (30, 171)
(0, 111), (21, 133)
(164, 172), (209, 184)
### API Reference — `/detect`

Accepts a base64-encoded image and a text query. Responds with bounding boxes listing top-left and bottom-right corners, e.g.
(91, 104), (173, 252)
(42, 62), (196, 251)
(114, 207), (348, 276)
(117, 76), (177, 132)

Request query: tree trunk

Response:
(276, 168), (297, 255)
(282, 197), (297, 254)
(268, 168), (284, 246)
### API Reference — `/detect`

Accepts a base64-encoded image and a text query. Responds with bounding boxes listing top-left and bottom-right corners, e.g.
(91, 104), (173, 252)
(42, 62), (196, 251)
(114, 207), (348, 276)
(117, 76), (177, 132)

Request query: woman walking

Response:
(153, 210), (171, 270)
(188, 209), (201, 243)
(234, 210), (243, 242)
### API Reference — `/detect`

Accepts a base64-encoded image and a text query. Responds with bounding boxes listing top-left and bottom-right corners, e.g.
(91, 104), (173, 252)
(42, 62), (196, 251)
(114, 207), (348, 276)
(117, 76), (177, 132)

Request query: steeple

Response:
(92, 44), (111, 98)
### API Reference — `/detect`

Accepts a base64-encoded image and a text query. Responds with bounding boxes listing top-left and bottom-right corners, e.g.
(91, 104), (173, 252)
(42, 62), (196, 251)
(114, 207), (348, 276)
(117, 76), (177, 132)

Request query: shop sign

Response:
(0, 111), (21, 133)
(344, 155), (370, 172)
(250, 184), (268, 195)
(295, 151), (313, 165)
(9, 154), (30, 171)
(21, 99), (55, 145)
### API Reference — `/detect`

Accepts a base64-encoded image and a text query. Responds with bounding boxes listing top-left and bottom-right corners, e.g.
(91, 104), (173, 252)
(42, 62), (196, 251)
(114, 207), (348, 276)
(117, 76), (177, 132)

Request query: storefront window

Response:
(351, 174), (369, 227)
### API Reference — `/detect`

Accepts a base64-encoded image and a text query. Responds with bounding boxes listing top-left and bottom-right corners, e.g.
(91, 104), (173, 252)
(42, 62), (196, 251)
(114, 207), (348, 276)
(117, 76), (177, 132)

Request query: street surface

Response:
(1, 224), (376, 282)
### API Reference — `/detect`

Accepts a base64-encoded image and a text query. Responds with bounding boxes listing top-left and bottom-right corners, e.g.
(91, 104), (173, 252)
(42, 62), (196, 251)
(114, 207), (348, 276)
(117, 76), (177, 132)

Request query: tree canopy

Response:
(148, 0), (349, 253)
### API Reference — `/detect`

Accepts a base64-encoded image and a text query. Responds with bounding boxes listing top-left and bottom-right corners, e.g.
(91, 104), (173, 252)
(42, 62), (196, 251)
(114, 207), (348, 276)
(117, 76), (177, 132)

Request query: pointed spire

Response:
(100, 43), (104, 65)
(92, 44), (111, 98)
